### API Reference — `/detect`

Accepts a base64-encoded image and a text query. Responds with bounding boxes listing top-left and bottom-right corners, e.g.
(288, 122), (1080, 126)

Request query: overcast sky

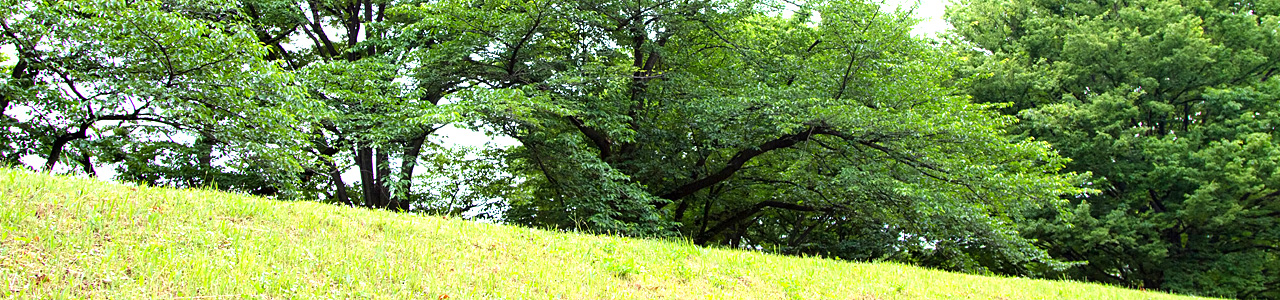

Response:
(885, 0), (952, 37)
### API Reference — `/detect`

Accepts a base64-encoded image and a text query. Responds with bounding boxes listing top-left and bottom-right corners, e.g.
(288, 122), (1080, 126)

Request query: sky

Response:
(885, 0), (952, 37)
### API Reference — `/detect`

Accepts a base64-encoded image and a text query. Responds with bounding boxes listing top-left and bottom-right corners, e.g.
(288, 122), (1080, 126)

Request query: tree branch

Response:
(504, 4), (546, 84)
(569, 116), (613, 160)
(658, 126), (824, 203)
(695, 200), (828, 245)
(304, 0), (340, 58)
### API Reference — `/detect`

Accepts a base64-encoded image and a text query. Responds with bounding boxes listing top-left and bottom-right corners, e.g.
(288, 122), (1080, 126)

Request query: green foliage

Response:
(412, 144), (525, 219)
(948, 0), (1280, 297)
(0, 0), (1109, 285)
(0, 0), (312, 196)
(431, 0), (1089, 273)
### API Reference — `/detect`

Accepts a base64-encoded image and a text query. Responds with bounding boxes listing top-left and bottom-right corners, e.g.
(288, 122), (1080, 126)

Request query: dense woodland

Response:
(1, 0), (1275, 298)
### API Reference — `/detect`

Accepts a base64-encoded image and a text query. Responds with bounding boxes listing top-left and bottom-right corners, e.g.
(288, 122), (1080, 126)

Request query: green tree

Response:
(949, 0), (1280, 297)
(11, 0), (480, 208)
(3, 0), (552, 212)
(224, 0), (538, 210)
(460, 0), (1086, 274)
(0, 0), (312, 195)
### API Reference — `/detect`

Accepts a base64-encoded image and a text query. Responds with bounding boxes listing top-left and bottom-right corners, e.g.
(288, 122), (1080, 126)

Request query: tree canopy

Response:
(949, 0), (1280, 297)
(0, 0), (313, 195)
(449, 0), (1086, 274)
(0, 0), (1172, 293)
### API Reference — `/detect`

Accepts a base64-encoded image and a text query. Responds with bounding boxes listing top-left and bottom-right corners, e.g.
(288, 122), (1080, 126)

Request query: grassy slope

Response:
(0, 169), (1212, 300)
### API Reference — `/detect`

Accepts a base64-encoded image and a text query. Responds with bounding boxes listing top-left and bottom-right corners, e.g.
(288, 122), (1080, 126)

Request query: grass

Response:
(0, 168), (1214, 299)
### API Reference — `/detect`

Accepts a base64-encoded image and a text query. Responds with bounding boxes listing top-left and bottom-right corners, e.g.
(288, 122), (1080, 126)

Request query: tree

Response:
(2, 0), (482, 207)
(3, 0), (552, 211)
(948, 0), (1280, 297)
(0, 0), (311, 196)
(1, 0), (1094, 277)
(226, 0), (531, 209)
(464, 0), (1086, 274)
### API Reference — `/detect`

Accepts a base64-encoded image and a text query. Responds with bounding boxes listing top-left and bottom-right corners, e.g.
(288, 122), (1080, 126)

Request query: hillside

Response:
(0, 169), (1213, 299)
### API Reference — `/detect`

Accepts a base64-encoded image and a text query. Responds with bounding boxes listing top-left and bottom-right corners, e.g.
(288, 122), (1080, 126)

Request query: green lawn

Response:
(0, 168), (1213, 299)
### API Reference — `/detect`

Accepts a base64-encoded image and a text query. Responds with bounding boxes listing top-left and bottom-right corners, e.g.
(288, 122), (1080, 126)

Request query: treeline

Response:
(1, 0), (1275, 298)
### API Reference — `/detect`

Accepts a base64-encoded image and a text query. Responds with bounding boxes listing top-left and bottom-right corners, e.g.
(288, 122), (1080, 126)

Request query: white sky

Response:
(0, 45), (12, 63)
(884, 0), (951, 37)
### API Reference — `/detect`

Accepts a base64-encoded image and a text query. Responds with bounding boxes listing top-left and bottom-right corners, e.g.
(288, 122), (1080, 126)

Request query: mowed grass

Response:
(0, 169), (1213, 300)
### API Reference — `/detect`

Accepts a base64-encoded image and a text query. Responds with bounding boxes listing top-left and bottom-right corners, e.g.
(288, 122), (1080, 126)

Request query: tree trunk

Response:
(356, 146), (380, 208)
(672, 198), (690, 223)
(312, 127), (351, 206)
(45, 126), (90, 171)
(396, 129), (431, 211)
(328, 161), (352, 206)
(76, 151), (96, 177)
(356, 145), (394, 209)
(375, 146), (392, 209)
(196, 131), (216, 185)
(45, 135), (71, 171)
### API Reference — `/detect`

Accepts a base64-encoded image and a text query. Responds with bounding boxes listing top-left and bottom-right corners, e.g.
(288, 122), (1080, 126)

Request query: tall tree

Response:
(55, 0), (481, 208)
(0, 0), (311, 195)
(949, 0), (1280, 297)
(245, 0), (563, 210)
(461, 0), (1087, 274)
(3, 0), (548, 211)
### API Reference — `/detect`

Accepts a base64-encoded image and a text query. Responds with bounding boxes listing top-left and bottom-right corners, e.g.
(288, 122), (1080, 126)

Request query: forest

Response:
(1, 0), (1276, 298)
